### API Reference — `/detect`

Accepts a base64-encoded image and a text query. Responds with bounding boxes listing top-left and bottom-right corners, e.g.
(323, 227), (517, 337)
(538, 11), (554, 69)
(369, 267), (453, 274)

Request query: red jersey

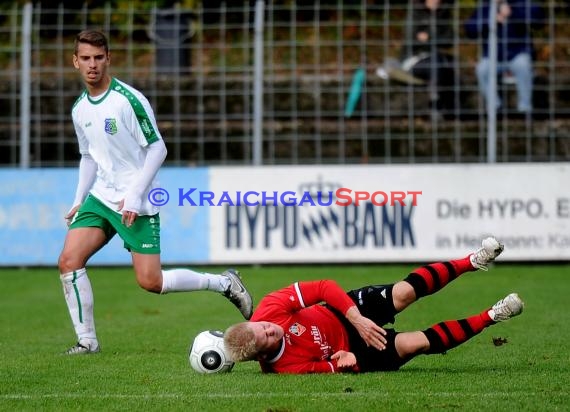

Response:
(251, 280), (356, 374)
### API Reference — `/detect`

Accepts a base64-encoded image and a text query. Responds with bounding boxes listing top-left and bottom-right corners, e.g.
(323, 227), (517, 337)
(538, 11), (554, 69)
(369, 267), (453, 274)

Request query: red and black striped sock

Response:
(403, 256), (474, 299)
(422, 309), (494, 354)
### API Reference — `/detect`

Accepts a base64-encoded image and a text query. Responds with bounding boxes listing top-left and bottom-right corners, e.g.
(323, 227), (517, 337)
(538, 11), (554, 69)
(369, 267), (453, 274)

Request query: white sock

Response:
(160, 268), (230, 294)
(61, 268), (98, 345)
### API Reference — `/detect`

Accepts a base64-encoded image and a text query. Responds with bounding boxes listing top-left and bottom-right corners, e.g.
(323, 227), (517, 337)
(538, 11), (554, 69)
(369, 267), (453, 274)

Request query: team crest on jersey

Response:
(289, 322), (306, 336)
(104, 118), (118, 135)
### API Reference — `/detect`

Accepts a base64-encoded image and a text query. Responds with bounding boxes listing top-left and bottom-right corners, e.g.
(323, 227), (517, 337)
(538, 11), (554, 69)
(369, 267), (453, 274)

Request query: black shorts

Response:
(327, 284), (407, 372)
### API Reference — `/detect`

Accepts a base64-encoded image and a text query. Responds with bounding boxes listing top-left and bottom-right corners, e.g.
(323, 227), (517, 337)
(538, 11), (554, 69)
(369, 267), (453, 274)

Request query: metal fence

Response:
(0, 1), (569, 167)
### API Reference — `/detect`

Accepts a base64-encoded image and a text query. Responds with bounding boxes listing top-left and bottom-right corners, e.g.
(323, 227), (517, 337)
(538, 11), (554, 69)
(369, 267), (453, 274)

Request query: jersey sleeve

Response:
(125, 95), (162, 147)
(263, 359), (337, 374)
(287, 360), (337, 374)
(253, 280), (355, 320)
(294, 280), (355, 316)
(116, 83), (162, 147)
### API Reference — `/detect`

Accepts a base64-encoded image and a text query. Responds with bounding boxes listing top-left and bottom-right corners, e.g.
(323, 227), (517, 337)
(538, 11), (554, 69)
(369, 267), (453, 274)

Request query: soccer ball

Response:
(189, 330), (234, 374)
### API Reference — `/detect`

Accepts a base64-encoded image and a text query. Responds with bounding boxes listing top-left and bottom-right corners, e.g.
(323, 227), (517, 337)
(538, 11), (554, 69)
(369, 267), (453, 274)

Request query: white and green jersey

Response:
(72, 78), (163, 215)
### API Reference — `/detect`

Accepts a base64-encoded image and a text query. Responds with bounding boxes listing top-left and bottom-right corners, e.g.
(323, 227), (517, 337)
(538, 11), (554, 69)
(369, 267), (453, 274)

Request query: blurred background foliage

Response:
(2, 0), (420, 11)
(3, 1), (198, 9)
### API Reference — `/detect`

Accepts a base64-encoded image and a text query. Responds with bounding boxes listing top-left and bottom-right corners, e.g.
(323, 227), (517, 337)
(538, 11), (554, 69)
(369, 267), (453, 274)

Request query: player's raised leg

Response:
(132, 253), (253, 320)
(422, 292), (523, 354)
(58, 227), (107, 355)
(393, 292), (523, 363)
(392, 236), (504, 312)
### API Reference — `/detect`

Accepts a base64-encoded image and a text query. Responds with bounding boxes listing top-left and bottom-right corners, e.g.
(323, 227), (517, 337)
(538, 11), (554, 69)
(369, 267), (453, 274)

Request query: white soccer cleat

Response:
(223, 269), (253, 320)
(64, 339), (100, 355)
(489, 293), (524, 322)
(470, 237), (504, 271)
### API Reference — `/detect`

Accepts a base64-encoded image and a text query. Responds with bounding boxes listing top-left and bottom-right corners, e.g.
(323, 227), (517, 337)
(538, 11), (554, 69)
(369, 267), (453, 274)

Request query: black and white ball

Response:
(189, 330), (234, 373)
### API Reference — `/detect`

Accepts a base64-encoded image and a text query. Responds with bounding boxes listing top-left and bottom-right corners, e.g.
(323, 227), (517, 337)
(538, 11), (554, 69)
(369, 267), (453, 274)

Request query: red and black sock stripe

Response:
(423, 310), (493, 354)
(403, 256), (473, 299)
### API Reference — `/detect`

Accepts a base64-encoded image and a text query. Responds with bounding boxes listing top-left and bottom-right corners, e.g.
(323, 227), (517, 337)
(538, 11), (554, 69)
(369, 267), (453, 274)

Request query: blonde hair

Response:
(224, 322), (258, 361)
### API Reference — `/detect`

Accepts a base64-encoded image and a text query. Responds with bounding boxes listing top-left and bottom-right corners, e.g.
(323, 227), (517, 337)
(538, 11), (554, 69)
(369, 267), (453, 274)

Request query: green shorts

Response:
(69, 194), (161, 254)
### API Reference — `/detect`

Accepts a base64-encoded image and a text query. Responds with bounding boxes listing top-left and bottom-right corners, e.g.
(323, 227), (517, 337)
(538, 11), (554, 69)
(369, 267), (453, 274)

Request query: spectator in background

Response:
(464, 0), (545, 114)
(401, 0), (458, 116)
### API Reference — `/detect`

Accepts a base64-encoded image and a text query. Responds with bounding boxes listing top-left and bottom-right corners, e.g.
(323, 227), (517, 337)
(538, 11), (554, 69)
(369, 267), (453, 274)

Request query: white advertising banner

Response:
(207, 163), (570, 263)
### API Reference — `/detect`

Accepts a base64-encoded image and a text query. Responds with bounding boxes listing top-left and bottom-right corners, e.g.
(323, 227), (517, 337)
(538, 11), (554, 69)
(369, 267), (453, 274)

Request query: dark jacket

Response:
(401, 0), (455, 60)
(464, 1), (545, 62)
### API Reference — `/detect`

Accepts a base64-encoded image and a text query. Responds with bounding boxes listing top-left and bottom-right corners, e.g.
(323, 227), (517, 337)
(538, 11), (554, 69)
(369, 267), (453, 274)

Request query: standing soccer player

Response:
(58, 30), (252, 355)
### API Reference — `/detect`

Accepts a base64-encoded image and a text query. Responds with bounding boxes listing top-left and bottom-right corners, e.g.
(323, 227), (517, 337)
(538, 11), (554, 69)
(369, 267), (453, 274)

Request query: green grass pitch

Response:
(0, 263), (569, 411)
